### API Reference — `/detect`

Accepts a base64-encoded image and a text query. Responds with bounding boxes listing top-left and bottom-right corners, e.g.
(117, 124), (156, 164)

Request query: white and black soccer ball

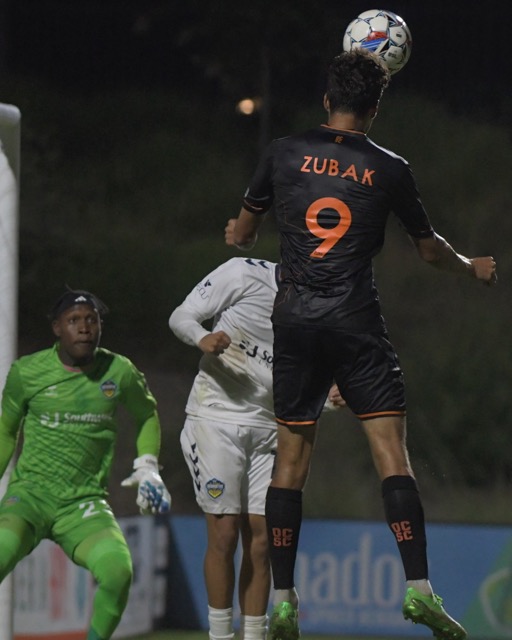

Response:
(342, 9), (412, 75)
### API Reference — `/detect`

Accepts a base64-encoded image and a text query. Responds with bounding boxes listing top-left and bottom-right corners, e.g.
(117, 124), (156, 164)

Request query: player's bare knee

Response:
(249, 539), (270, 566)
(208, 529), (239, 558)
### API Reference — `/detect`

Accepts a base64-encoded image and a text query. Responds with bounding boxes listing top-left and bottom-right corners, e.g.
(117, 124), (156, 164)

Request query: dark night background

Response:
(4, 1), (510, 115)
(1, 0), (511, 520)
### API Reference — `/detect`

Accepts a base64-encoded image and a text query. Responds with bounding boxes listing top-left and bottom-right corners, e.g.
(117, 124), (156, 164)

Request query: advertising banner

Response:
(13, 540), (92, 640)
(12, 514), (512, 639)
(13, 517), (154, 640)
(168, 515), (512, 638)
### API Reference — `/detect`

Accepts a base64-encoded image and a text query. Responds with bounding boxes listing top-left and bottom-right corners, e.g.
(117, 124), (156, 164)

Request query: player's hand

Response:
(322, 384), (347, 412)
(328, 384), (347, 409)
(224, 218), (238, 246)
(121, 454), (171, 515)
(198, 331), (231, 355)
(471, 256), (497, 286)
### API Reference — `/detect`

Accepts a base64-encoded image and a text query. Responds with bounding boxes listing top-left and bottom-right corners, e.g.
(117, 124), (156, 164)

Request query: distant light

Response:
(237, 99), (255, 115)
(236, 98), (262, 116)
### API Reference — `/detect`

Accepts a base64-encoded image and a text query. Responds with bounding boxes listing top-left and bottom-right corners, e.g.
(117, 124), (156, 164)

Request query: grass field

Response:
(126, 631), (400, 640)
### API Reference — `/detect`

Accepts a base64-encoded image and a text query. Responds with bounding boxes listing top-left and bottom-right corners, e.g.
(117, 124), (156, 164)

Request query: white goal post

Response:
(0, 102), (21, 640)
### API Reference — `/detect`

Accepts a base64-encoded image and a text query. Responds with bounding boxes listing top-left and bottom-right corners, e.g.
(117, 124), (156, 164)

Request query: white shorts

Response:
(180, 416), (277, 515)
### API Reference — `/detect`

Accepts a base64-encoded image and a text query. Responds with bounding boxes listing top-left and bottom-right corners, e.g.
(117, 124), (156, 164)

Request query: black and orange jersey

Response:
(243, 125), (434, 331)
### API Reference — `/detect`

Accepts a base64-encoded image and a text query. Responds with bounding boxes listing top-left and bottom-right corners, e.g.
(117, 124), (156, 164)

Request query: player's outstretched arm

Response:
(412, 233), (497, 285)
(121, 377), (170, 515)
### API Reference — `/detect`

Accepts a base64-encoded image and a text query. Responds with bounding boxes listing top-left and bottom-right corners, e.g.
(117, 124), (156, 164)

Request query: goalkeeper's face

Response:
(52, 303), (102, 367)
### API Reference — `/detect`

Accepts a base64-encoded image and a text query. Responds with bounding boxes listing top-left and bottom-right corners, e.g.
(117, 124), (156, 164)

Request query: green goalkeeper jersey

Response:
(0, 344), (160, 501)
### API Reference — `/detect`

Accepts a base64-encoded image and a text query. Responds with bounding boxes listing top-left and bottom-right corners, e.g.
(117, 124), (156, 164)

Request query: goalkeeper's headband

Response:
(49, 288), (109, 321)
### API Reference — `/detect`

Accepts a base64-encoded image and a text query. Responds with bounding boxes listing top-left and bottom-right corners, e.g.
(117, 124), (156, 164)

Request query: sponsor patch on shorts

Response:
(206, 478), (225, 499)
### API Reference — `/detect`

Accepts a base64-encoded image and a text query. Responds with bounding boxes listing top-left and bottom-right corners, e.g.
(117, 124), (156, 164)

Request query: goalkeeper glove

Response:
(121, 454), (171, 515)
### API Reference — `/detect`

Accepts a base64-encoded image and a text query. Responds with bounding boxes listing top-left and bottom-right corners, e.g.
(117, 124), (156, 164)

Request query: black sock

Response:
(381, 475), (428, 580)
(265, 486), (302, 589)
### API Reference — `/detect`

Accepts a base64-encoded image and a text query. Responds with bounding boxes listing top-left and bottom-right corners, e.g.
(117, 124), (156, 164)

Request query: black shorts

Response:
(272, 324), (406, 424)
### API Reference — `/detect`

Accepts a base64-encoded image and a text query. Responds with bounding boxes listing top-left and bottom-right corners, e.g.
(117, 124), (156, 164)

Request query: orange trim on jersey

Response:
(320, 124), (366, 135)
(356, 410), (406, 420)
(276, 418), (317, 426)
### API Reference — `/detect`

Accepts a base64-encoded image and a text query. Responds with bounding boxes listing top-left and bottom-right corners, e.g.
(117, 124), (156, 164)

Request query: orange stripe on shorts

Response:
(276, 417), (317, 426)
(356, 410), (406, 420)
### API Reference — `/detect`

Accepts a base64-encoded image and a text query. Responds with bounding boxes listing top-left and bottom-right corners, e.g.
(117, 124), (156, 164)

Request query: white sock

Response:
(406, 579), (434, 597)
(273, 588), (299, 608)
(240, 614), (268, 640)
(208, 606), (234, 640)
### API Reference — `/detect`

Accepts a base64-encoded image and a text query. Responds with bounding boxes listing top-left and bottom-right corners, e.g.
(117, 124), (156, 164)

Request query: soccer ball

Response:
(342, 9), (412, 75)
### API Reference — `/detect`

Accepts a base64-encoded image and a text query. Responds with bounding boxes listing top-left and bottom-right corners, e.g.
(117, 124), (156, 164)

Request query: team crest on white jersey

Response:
(206, 478), (225, 499)
(100, 380), (117, 398)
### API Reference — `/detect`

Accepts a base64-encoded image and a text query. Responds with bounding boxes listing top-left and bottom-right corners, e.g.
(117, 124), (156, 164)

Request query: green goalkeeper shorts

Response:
(0, 481), (126, 559)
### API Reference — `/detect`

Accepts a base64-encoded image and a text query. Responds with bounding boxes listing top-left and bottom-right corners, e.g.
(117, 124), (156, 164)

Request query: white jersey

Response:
(169, 257), (278, 428)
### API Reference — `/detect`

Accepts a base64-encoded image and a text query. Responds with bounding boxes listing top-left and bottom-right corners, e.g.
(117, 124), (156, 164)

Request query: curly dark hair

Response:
(326, 48), (390, 116)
